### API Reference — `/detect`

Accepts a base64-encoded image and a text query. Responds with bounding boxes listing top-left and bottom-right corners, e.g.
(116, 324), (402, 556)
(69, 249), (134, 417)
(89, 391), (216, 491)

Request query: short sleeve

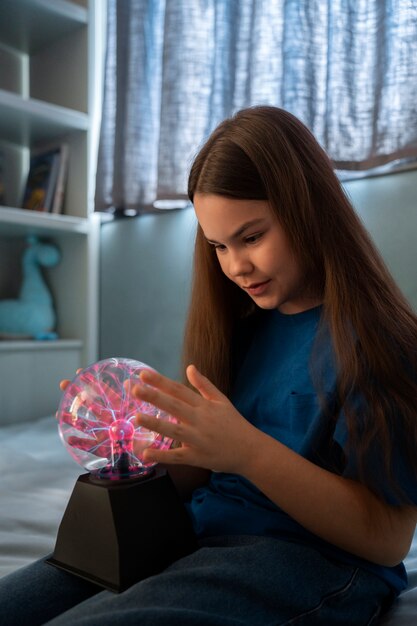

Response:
(334, 407), (417, 506)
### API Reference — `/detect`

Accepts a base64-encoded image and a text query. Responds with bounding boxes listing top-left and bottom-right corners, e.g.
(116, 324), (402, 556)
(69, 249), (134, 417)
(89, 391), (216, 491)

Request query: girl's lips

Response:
(245, 280), (271, 296)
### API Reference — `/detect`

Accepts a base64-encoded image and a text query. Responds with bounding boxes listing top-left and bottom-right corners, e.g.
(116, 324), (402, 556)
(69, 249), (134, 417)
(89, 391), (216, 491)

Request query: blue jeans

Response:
(0, 536), (393, 625)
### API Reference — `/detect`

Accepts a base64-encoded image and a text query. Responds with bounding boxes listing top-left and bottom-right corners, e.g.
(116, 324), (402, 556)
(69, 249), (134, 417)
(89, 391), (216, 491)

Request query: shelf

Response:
(0, 89), (88, 146)
(0, 0), (99, 418)
(0, 0), (87, 54)
(0, 206), (89, 237)
(0, 339), (83, 352)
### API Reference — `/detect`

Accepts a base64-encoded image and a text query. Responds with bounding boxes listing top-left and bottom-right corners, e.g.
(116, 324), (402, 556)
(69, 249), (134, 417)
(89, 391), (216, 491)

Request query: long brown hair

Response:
(183, 106), (417, 499)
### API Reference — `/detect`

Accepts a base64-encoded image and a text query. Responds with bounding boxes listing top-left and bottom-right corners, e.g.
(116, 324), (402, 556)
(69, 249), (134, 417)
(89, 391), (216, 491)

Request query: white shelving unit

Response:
(0, 0), (100, 424)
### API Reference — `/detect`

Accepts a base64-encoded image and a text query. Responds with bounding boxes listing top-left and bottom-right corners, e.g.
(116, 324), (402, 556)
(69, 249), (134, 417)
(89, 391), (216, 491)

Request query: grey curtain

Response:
(95, 0), (417, 213)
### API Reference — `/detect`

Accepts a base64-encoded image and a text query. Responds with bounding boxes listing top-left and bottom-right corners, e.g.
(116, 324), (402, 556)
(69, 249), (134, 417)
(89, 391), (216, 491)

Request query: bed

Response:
(0, 415), (416, 624)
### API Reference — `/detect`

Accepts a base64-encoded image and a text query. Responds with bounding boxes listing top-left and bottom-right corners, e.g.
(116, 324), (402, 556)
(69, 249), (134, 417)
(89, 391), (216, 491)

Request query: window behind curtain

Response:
(95, 0), (417, 214)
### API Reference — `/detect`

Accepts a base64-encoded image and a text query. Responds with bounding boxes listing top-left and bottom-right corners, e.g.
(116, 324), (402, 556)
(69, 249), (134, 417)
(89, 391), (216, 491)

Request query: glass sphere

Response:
(57, 358), (176, 479)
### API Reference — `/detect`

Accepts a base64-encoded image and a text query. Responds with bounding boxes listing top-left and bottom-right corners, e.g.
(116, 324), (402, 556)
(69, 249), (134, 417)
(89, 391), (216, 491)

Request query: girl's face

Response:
(194, 194), (321, 314)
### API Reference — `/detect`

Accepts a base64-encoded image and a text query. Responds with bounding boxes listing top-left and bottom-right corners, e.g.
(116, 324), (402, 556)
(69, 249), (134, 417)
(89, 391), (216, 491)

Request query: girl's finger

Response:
(142, 444), (194, 466)
(186, 365), (226, 401)
(135, 412), (188, 442)
(59, 368), (83, 392)
(138, 369), (202, 408)
(133, 381), (197, 423)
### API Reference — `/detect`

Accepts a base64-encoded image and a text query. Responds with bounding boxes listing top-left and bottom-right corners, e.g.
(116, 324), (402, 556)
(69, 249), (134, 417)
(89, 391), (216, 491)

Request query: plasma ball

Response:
(56, 357), (177, 479)
(109, 419), (135, 442)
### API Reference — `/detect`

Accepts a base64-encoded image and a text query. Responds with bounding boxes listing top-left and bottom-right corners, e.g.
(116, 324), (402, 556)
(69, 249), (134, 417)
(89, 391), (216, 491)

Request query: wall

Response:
(99, 169), (417, 378)
(343, 169), (417, 310)
(100, 208), (196, 378)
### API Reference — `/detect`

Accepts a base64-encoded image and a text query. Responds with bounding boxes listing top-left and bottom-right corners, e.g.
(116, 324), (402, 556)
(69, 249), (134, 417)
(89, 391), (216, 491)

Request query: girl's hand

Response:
(133, 364), (259, 474)
(56, 368), (113, 457)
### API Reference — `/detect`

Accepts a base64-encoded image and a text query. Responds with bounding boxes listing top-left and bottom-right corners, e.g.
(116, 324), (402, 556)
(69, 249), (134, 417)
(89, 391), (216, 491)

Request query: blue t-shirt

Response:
(187, 305), (417, 594)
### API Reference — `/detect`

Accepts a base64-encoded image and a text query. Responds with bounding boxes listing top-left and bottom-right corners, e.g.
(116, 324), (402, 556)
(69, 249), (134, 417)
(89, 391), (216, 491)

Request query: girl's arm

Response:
(242, 429), (417, 567)
(133, 365), (417, 567)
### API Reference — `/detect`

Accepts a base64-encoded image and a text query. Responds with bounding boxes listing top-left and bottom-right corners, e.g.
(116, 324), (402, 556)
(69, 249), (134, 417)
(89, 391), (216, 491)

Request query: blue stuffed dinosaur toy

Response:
(0, 236), (61, 340)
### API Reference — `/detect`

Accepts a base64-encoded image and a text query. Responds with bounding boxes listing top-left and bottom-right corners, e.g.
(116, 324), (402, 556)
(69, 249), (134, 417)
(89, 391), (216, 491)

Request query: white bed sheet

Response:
(0, 416), (416, 624)
(0, 416), (80, 577)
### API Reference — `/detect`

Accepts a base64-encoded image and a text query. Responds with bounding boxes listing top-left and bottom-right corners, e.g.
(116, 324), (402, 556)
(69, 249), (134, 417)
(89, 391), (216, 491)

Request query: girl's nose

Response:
(228, 250), (253, 278)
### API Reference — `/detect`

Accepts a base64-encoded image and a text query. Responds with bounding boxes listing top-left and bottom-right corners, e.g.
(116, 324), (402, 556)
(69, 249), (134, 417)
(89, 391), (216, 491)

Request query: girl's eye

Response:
(212, 243), (227, 252)
(245, 233), (262, 244)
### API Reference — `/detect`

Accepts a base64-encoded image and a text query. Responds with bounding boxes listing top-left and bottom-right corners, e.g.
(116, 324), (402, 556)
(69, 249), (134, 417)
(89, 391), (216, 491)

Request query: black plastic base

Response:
(46, 466), (198, 592)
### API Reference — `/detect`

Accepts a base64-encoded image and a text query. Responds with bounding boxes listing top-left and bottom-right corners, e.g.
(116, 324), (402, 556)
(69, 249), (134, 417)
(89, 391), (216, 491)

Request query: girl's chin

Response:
(249, 295), (279, 310)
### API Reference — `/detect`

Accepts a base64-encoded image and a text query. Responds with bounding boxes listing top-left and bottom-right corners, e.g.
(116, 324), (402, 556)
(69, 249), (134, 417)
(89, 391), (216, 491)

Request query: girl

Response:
(1, 106), (417, 625)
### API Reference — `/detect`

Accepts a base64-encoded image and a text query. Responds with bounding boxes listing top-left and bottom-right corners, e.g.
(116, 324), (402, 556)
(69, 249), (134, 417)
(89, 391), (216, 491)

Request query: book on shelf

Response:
(21, 143), (69, 214)
(50, 143), (69, 215)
